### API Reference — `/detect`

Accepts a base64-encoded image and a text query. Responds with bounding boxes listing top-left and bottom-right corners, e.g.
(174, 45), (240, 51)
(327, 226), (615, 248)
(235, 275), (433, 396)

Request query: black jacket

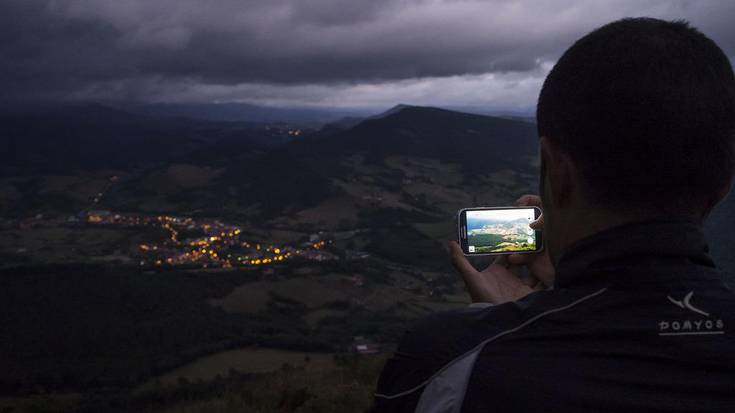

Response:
(373, 220), (735, 412)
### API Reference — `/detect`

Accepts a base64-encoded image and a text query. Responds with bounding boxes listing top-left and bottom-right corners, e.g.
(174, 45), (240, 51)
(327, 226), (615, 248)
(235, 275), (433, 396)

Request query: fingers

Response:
(448, 240), (492, 303)
(492, 254), (509, 268)
(515, 194), (542, 207)
(448, 240), (546, 303)
(494, 255), (528, 279)
(503, 254), (538, 286)
(507, 251), (554, 288)
(533, 282), (547, 291)
(507, 253), (532, 266)
(528, 252), (555, 286)
(515, 194), (544, 229)
(479, 261), (535, 304)
(529, 214), (544, 229)
(522, 276), (540, 288)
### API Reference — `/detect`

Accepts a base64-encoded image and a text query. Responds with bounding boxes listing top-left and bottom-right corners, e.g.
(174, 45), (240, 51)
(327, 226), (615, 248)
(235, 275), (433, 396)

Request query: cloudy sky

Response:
(2, 0), (734, 111)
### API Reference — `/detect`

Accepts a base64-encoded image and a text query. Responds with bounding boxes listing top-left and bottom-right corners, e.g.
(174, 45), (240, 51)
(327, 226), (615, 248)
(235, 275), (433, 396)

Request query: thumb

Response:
(529, 214), (544, 230)
(448, 241), (479, 277)
(448, 240), (495, 303)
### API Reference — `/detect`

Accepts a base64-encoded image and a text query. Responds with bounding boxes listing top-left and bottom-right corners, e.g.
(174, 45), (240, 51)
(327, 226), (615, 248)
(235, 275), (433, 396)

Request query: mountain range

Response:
(1, 103), (733, 275)
(120, 102), (370, 126)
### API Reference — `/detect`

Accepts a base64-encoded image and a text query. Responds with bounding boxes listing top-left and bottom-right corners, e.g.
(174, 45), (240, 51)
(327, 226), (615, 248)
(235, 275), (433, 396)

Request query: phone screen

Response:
(458, 207), (542, 255)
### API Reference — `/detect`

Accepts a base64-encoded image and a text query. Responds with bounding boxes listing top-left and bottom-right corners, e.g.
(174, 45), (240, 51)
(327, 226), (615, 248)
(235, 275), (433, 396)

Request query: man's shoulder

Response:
(401, 286), (608, 360)
(381, 287), (605, 382)
(372, 287), (609, 411)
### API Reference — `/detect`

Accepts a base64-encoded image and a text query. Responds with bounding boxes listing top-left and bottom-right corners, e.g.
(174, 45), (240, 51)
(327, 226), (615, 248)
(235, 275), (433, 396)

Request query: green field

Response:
(467, 233), (504, 252)
(478, 241), (536, 253)
(0, 227), (162, 267)
(146, 347), (335, 386)
(468, 231), (535, 253)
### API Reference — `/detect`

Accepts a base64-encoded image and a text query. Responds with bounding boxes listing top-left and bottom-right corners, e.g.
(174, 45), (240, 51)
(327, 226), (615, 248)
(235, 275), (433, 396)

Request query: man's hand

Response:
(448, 242), (540, 304)
(449, 194), (555, 304)
(508, 194), (555, 288)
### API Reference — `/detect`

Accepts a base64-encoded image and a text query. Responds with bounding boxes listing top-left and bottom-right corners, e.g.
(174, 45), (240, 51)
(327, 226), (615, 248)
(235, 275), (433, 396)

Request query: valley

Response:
(0, 104), (538, 412)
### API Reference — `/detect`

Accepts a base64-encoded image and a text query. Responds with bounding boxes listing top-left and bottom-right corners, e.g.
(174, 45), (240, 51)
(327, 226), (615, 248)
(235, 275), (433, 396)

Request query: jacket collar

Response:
(554, 219), (714, 287)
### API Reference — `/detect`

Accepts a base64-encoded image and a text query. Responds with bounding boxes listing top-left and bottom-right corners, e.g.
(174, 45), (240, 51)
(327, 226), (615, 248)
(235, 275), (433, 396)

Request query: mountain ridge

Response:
(215, 105), (540, 221)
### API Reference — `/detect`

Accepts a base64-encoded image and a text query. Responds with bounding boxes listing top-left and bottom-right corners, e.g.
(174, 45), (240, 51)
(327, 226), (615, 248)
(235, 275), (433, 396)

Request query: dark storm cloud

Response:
(1, 0), (734, 105)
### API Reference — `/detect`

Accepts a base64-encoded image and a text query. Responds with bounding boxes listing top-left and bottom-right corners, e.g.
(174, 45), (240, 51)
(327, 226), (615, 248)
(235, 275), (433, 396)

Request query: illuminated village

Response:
(86, 210), (336, 269)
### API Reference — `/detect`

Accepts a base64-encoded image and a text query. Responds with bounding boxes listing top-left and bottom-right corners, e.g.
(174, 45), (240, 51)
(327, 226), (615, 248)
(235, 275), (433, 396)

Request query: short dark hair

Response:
(537, 17), (735, 211)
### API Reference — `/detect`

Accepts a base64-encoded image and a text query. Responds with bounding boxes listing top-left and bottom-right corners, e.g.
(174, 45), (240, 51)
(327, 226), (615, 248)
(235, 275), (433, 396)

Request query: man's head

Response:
(536, 17), (735, 264)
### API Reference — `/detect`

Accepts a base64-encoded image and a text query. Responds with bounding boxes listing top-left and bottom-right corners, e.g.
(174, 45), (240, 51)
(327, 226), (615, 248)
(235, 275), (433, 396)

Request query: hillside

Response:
(0, 104), (305, 217)
(221, 106), (539, 222)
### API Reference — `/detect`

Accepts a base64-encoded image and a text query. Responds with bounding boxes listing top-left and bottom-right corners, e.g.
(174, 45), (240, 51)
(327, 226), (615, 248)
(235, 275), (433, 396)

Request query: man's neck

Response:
(554, 208), (701, 265)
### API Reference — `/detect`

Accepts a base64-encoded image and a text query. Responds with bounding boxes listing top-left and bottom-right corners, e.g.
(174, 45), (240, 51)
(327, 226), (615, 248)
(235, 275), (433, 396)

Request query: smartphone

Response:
(457, 206), (543, 256)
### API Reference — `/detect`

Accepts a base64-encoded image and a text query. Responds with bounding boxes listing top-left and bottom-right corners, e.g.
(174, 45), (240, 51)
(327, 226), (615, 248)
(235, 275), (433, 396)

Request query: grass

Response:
(145, 347), (335, 387)
(155, 353), (391, 413)
(269, 195), (361, 230)
(1, 352), (391, 413)
(0, 227), (153, 267)
(209, 274), (357, 314)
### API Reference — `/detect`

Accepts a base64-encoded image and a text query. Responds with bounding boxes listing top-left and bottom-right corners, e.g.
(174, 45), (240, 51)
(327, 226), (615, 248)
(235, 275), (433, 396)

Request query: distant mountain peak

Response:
(370, 104), (417, 119)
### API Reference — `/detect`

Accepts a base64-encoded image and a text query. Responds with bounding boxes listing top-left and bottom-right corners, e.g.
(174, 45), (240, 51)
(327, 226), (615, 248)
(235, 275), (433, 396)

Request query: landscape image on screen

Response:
(466, 209), (536, 253)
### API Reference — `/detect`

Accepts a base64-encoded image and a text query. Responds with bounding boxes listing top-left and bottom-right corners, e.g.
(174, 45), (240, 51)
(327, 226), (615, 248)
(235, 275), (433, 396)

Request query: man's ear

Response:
(703, 176), (734, 219)
(717, 176), (733, 204)
(539, 137), (576, 209)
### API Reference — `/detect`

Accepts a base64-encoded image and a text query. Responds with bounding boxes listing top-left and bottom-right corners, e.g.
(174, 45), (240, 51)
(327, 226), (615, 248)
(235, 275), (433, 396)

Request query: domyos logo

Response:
(667, 291), (709, 316)
(658, 291), (725, 336)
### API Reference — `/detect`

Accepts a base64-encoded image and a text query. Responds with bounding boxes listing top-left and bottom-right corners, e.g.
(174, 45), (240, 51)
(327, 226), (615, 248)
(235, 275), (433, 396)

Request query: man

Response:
(373, 17), (735, 412)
